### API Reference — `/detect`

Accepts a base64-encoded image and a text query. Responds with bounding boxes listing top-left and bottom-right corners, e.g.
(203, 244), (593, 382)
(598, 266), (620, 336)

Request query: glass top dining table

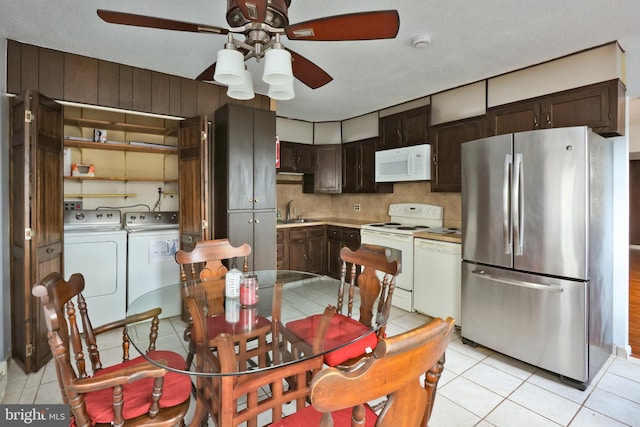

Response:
(124, 270), (379, 377)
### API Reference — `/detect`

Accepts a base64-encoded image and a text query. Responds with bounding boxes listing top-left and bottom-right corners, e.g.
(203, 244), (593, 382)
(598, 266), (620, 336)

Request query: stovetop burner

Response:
(360, 203), (445, 236)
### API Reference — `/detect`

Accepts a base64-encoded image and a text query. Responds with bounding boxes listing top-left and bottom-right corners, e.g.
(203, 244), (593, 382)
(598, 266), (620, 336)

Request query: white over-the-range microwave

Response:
(374, 143), (431, 183)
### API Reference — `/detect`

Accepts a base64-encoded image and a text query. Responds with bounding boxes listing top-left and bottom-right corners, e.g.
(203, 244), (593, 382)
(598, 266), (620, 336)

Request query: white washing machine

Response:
(125, 212), (180, 318)
(64, 210), (127, 328)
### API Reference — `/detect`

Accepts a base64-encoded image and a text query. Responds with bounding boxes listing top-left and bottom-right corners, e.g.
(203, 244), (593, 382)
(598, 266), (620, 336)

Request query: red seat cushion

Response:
(206, 314), (271, 338)
(270, 403), (377, 427)
(286, 313), (379, 366)
(84, 350), (191, 423)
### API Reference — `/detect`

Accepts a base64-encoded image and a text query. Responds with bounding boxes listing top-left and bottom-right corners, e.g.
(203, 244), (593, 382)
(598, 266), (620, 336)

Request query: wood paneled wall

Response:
(6, 40), (271, 117)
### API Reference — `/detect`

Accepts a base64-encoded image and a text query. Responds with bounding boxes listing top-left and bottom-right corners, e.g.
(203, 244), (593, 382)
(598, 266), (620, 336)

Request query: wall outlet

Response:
(354, 203), (361, 212)
(64, 200), (83, 210)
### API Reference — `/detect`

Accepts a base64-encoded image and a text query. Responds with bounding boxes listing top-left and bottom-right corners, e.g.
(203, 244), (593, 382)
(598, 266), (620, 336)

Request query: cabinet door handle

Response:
(546, 112), (551, 125)
(248, 219), (253, 223)
(254, 219), (260, 224)
(533, 115), (538, 128)
(254, 198), (259, 203)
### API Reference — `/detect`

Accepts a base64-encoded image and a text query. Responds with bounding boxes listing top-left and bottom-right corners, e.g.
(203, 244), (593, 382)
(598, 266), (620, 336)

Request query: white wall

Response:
(612, 129), (630, 356)
(1, 38), (10, 361)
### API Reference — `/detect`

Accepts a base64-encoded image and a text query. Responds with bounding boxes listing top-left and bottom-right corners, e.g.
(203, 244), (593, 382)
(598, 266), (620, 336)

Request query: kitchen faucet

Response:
(286, 200), (294, 220)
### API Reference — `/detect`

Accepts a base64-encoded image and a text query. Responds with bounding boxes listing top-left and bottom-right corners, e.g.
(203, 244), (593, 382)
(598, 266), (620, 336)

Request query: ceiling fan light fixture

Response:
(262, 47), (293, 85)
(227, 69), (255, 100)
(268, 80), (295, 101)
(214, 47), (246, 85)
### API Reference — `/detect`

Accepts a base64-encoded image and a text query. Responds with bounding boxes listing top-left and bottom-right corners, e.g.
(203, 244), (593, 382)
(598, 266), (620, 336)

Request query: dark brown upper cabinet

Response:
(430, 115), (487, 193)
(278, 141), (314, 173)
(379, 106), (429, 149)
(488, 79), (625, 137)
(342, 138), (392, 194)
(306, 144), (342, 194)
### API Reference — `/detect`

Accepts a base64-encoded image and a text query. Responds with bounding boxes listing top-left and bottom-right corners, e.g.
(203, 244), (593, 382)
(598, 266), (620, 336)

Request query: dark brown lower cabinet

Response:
(288, 226), (326, 274)
(277, 229), (288, 270)
(326, 226), (361, 279)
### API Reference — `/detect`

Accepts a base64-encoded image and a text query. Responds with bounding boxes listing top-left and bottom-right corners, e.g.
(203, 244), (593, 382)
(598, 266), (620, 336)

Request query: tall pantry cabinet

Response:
(213, 104), (277, 271)
(10, 91), (63, 373)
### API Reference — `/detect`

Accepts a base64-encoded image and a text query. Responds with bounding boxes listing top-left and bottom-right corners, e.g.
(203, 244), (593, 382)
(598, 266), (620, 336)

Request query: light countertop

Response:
(413, 231), (462, 244)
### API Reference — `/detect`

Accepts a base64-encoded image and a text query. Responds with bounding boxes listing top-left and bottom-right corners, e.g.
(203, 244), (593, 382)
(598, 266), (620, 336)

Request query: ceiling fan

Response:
(96, 0), (400, 90)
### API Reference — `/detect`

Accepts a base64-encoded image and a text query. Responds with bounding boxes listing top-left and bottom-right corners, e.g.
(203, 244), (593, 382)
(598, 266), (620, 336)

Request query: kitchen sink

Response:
(277, 218), (319, 224)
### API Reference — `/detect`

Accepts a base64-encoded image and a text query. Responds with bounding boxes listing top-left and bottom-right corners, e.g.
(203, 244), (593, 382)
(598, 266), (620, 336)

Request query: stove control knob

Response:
(130, 215), (137, 221)
(139, 214), (146, 221)
(106, 213), (113, 218)
(155, 213), (162, 221)
(96, 213), (103, 218)
(75, 212), (85, 220)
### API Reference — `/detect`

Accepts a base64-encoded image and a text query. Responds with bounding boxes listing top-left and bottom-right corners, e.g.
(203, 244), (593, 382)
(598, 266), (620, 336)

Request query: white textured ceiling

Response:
(2, 0), (640, 122)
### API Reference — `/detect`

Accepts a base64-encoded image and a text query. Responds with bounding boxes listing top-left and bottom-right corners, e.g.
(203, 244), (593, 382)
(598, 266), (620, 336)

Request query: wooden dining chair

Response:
(284, 243), (400, 368)
(184, 282), (335, 427)
(175, 238), (270, 368)
(271, 317), (456, 427)
(32, 272), (191, 427)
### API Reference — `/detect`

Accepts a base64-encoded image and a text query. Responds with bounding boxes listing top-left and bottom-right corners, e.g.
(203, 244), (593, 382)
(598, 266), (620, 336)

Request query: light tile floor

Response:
(3, 298), (640, 426)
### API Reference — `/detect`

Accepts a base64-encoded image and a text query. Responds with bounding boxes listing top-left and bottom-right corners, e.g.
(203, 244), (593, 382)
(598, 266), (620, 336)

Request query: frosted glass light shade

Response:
(268, 80), (295, 100)
(214, 48), (245, 85)
(227, 70), (255, 100)
(262, 48), (293, 85)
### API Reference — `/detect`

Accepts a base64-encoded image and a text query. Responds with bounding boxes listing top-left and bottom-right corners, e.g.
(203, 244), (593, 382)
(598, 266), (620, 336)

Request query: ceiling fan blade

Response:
(196, 62), (217, 81)
(97, 9), (228, 35)
(285, 10), (399, 41)
(234, 0), (268, 22)
(286, 48), (333, 89)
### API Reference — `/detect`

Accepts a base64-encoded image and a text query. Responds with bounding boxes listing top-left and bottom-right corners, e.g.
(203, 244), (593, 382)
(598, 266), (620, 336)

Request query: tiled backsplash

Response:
(276, 176), (461, 228)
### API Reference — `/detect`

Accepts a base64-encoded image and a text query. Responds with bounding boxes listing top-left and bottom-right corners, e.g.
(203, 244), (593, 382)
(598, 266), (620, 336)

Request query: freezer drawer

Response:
(461, 262), (588, 383)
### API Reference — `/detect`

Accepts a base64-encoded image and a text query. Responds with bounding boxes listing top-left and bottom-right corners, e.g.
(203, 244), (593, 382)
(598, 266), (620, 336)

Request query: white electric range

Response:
(360, 203), (444, 312)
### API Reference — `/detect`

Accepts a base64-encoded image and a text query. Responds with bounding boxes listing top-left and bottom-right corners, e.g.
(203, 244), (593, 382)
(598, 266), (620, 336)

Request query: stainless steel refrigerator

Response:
(461, 126), (613, 390)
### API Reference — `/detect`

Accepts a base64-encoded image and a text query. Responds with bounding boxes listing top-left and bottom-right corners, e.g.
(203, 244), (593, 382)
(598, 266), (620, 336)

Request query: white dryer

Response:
(64, 210), (127, 328)
(124, 212), (180, 318)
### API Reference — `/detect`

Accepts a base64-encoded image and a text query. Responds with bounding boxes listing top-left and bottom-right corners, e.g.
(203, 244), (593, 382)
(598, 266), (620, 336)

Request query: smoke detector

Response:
(411, 34), (432, 48)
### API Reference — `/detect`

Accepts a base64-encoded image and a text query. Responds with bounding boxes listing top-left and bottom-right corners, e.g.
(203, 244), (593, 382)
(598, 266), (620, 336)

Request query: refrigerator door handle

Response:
(503, 154), (512, 254)
(471, 269), (563, 293)
(513, 153), (524, 256)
